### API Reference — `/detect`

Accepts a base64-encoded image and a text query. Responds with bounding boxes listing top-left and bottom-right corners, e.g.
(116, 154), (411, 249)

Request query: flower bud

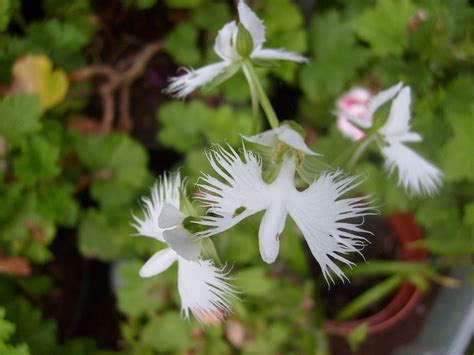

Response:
(236, 23), (254, 58)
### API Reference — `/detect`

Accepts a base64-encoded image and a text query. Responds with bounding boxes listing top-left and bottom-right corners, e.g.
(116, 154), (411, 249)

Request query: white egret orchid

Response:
(338, 83), (443, 195)
(192, 143), (373, 285)
(132, 173), (235, 323)
(372, 83), (443, 195)
(164, 0), (307, 98)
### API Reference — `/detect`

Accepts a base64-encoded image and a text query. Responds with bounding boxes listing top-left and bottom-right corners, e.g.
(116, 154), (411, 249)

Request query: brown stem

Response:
(118, 40), (164, 132)
(69, 65), (121, 133)
(68, 40), (164, 134)
(0, 251), (31, 277)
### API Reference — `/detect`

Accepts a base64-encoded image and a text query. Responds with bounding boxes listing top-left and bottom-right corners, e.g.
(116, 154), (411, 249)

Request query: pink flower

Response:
(336, 87), (372, 141)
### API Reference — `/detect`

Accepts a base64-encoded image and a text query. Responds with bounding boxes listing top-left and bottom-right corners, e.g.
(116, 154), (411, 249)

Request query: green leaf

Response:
(0, 306), (30, 355)
(0, 308), (15, 341)
(27, 19), (92, 58)
(78, 209), (139, 260)
(116, 260), (172, 317)
(235, 267), (275, 298)
(42, 0), (92, 17)
(335, 275), (403, 320)
(54, 338), (97, 355)
(464, 202), (474, 227)
(77, 133), (148, 211)
(157, 101), (251, 154)
(157, 101), (208, 153)
(0, 18), (96, 80)
(190, 2), (231, 31)
(411, 1), (474, 69)
(300, 11), (369, 101)
(0, 0), (12, 31)
(14, 136), (61, 186)
(261, 0), (308, 82)
(5, 298), (57, 354)
(203, 104), (251, 145)
(164, 23), (201, 67)
(37, 182), (79, 227)
(2, 192), (56, 263)
(142, 312), (191, 352)
(216, 219), (260, 265)
(0, 94), (42, 144)
(165, 0), (202, 8)
(415, 192), (473, 256)
(16, 275), (52, 296)
(0, 343), (30, 355)
(357, 161), (414, 214)
(346, 322), (369, 352)
(441, 108), (474, 182)
(353, 0), (416, 56)
(121, 0), (157, 9)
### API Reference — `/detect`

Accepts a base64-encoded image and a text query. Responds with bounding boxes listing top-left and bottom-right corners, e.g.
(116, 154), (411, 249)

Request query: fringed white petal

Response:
(251, 48), (308, 63)
(368, 82), (403, 118)
(382, 141), (443, 196)
(139, 248), (178, 278)
(178, 258), (236, 324)
(287, 172), (373, 285)
(195, 144), (271, 237)
(214, 21), (240, 61)
(238, 0), (265, 50)
(163, 62), (230, 98)
(379, 86), (412, 137)
(163, 226), (201, 261)
(132, 173), (183, 241)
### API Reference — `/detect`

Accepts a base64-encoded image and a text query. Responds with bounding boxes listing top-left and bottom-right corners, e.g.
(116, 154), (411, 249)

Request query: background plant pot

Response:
(325, 213), (427, 336)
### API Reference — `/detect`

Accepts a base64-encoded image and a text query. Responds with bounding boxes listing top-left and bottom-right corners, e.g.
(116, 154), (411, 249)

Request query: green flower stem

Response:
(346, 134), (377, 170)
(311, 283), (330, 355)
(243, 60), (279, 129)
(248, 75), (261, 133)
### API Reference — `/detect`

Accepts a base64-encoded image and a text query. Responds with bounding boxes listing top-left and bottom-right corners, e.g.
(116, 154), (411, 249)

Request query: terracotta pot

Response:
(325, 213), (427, 335)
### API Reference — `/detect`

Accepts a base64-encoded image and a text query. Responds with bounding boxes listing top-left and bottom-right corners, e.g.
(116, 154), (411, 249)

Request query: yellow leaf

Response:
(12, 54), (68, 109)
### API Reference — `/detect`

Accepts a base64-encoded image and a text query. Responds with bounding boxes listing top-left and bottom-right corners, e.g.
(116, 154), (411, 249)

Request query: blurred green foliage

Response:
(0, 0), (472, 353)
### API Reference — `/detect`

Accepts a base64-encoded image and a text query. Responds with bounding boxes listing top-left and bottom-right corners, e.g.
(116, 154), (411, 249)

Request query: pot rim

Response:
(324, 213), (427, 335)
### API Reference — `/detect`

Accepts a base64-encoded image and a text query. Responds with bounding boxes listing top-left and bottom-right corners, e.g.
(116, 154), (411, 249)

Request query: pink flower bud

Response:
(336, 87), (372, 141)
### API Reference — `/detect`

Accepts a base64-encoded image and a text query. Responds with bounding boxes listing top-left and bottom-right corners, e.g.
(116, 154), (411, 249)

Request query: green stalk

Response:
(346, 134), (376, 170)
(243, 60), (279, 129)
(312, 284), (330, 355)
(248, 74), (261, 133)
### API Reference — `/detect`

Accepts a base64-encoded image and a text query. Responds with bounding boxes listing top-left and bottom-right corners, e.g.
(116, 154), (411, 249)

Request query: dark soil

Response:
(41, 230), (122, 349)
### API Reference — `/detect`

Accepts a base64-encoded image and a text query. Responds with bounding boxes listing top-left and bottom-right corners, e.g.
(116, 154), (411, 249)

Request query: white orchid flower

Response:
(370, 83), (443, 196)
(132, 173), (235, 323)
(164, 0), (307, 98)
(192, 144), (373, 284)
